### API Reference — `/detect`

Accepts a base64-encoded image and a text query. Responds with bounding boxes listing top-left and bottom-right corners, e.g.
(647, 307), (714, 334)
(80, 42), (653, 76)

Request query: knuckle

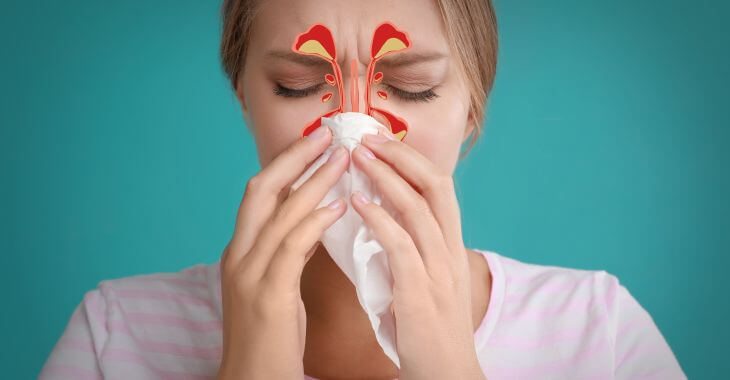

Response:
(278, 232), (301, 254)
(220, 257), (236, 280)
(424, 173), (452, 197)
(220, 248), (243, 280)
(402, 196), (432, 220)
(313, 203), (335, 221)
(231, 275), (250, 296)
(300, 208), (331, 238)
(283, 139), (304, 158)
(225, 254), (260, 294)
(229, 269), (255, 299)
(435, 174), (455, 192)
(393, 232), (414, 254)
(245, 174), (266, 195)
(220, 244), (232, 267)
(271, 201), (295, 226)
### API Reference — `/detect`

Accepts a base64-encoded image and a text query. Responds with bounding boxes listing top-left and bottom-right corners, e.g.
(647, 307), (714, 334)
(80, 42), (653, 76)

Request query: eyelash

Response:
(273, 83), (440, 103)
(382, 84), (440, 103)
(273, 83), (325, 98)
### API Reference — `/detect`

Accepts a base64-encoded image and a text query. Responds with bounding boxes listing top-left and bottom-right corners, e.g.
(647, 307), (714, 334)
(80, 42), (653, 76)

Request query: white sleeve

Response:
(599, 271), (687, 379)
(38, 289), (108, 379)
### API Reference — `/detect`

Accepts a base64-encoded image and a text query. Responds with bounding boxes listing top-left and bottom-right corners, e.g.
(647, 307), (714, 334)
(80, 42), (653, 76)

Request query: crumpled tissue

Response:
(289, 112), (401, 368)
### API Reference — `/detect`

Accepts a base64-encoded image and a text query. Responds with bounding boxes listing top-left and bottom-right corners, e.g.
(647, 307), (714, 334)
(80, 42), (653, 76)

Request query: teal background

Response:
(2, 0), (727, 378)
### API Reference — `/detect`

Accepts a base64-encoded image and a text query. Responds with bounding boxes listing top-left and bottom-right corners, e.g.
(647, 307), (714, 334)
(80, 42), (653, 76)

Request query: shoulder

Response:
(95, 261), (221, 299)
(481, 251), (686, 379)
(493, 252), (641, 331)
(40, 261), (224, 379)
(497, 252), (609, 291)
(90, 261), (223, 332)
(486, 252), (619, 334)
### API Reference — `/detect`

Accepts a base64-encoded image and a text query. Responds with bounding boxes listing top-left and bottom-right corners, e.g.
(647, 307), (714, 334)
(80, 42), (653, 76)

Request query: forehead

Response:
(248, 0), (449, 65)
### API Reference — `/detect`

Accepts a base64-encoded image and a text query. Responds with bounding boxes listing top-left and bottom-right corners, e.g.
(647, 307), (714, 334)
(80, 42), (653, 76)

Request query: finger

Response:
(245, 146), (349, 276)
(264, 197), (347, 290)
(349, 190), (425, 290)
(226, 125), (333, 265)
(352, 143), (450, 277)
(361, 128), (465, 257)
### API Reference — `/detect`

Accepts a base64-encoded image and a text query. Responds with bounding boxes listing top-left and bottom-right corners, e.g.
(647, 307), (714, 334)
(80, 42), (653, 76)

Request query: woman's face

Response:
(236, 0), (475, 175)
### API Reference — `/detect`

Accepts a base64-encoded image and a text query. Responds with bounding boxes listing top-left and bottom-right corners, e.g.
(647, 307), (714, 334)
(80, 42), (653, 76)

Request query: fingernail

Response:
(353, 190), (370, 204)
(357, 144), (376, 160)
(364, 133), (388, 144)
(328, 146), (347, 163)
(327, 198), (342, 209)
(309, 125), (329, 140)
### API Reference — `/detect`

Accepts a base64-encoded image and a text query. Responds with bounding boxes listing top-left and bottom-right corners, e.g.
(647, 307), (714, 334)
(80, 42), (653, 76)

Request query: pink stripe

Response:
(501, 284), (589, 302)
(40, 364), (102, 380)
(182, 265), (209, 277)
(97, 320), (221, 360)
(630, 368), (678, 380)
(104, 348), (215, 380)
(84, 292), (106, 319)
(604, 280), (619, 307)
(616, 314), (647, 337)
(615, 340), (643, 370)
(56, 337), (95, 353)
(134, 275), (210, 290)
(69, 308), (88, 323)
(614, 317), (663, 374)
(131, 340), (221, 360)
(498, 295), (603, 322)
(119, 312), (222, 332)
(114, 289), (216, 310)
(502, 278), (594, 301)
(486, 337), (611, 378)
(104, 321), (222, 359)
(490, 312), (608, 349)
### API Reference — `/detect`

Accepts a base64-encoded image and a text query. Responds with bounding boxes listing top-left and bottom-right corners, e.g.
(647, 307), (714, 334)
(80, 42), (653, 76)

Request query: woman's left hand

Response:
(350, 127), (485, 380)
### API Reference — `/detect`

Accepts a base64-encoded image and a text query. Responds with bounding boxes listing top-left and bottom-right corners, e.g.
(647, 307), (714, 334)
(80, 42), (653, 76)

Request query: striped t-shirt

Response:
(39, 249), (687, 379)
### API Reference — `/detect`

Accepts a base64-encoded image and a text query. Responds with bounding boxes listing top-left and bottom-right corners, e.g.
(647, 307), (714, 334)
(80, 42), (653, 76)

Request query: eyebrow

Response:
(264, 49), (448, 69)
(376, 51), (448, 68)
(264, 50), (330, 68)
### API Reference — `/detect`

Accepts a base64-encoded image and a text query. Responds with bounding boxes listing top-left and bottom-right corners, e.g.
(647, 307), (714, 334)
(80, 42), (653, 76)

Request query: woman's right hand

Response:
(217, 125), (349, 379)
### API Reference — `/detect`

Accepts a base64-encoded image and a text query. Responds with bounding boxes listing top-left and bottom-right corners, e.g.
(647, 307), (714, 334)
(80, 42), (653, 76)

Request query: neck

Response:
(298, 242), (491, 380)
(300, 242), (399, 379)
(300, 242), (367, 328)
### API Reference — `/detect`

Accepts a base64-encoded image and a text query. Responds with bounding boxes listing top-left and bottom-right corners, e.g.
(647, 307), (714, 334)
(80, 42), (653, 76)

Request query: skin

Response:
(218, 0), (492, 379)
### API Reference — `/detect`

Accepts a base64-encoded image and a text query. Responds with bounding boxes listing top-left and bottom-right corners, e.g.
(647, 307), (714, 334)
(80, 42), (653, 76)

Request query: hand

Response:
(350, 127), (485, 380)
(217, 125), (349, 379)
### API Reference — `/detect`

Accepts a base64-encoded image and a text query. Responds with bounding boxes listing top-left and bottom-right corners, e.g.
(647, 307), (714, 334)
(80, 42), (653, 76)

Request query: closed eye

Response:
(383, 84), (440, 103)
(272, 82), (440, 103)
(273, 82), (325, 98)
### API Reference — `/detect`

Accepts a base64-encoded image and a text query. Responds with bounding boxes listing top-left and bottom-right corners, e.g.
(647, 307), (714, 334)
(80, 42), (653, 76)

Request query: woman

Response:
(40, 0), (687, 379)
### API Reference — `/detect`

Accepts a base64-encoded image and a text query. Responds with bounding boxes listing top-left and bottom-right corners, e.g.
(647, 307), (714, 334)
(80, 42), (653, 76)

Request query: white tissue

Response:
(290, 112), (401, 368)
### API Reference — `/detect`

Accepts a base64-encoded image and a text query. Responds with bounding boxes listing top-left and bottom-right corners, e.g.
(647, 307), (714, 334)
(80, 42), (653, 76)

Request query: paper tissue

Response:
(289, 111), (402, 368)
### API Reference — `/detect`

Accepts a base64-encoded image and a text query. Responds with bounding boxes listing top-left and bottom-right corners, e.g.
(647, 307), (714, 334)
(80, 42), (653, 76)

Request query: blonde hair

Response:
(220, 0), (498, 159)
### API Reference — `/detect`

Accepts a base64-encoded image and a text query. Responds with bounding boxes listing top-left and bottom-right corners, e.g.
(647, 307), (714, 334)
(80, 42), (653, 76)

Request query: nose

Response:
(349, 59), (360, 113)
(344, 58), (368, 114)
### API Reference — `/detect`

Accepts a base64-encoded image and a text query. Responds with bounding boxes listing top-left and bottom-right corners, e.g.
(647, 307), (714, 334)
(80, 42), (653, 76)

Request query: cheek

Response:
(399, 96), (469, 174)
(243, 76), (323, 166)
(246, 102), (296, 165)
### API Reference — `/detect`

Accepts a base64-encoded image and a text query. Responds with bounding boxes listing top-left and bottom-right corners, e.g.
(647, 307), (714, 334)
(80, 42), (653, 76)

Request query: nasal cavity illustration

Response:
(292, 22), (411, 141)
